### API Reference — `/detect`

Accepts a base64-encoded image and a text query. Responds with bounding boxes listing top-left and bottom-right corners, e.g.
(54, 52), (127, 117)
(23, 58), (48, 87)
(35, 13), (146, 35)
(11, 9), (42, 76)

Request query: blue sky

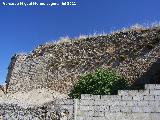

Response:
(0, 0), (160, 84)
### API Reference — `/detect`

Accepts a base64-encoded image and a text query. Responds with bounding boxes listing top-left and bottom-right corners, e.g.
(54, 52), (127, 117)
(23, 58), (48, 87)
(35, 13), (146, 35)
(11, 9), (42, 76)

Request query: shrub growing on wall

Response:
(68, 68), (129, 99)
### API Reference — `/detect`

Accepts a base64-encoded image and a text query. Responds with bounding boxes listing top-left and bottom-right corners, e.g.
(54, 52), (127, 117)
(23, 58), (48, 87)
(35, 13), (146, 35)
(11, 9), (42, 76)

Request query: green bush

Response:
(68, 68), (129, 99)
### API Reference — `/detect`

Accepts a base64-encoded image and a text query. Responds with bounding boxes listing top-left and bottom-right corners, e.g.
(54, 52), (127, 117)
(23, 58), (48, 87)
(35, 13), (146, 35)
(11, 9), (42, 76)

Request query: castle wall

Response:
(5, 27), (160, 94)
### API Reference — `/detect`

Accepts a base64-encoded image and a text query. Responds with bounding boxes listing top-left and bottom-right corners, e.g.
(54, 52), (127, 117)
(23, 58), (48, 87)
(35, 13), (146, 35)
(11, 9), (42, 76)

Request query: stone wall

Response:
(0, 84), (160, 120)
(5, 26), (160, 94)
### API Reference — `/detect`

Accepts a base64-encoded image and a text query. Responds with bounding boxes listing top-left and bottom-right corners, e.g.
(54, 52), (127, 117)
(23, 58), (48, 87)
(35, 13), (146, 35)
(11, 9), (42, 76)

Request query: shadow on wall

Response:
(133, 58), (160, 87)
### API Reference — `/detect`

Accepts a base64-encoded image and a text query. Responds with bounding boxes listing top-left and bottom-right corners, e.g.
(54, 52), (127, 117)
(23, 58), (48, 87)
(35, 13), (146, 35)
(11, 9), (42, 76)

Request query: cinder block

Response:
(86, 116), (110, 120)
(145, 84), (160, 90)
(94, 100), (107, 106)
(126, 100), (138, 106)
(79, 99), (95, 106)
(152, 106), (160, 112)
(80, 110), (94, 117)
(107, 113), (133, 120)
(100, 95), (121, 100)
(132, 95), (143, 101)
(132, 106), (154, 113)
(118, 90), (149, 96)
(81, 94), (100, 100)
(120, 106), (132, 113)
(143, 95), (155, 100)
(137, 101), (149, 106)
(110, 106), (121, 112)
(149, 90), (160, 95)
(110, 101), (126, 106)
(148, 100), (160, 106)
(75, 116), (84, 120)
(149, 113), (160, 120)
(92, 105), (109, 112)
(93, 111), (105, 117)
(79, 106), (93, 111)
(132, 113), (151, 120)
(155, 95), (160, 100)
(121, 95), (133, 100)
(104, 113), (117, 120)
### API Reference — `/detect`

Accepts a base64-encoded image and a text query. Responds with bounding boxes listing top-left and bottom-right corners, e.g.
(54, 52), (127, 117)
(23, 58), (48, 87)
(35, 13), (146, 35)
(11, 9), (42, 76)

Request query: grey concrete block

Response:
(132, 106), (156, 113)
(143, 95), (155, 100)
(155, 95), (160, 100)
(108, 101), (126, 106)
(85, 116), (110, 120)
(79, 99), (95, 106)
(145, 84), (160, 90)
(110, 106), (121, 112)
(149, 90), (160, 95)
(93, 100), (107, 106)
(132, 113), (155, 120)
(118, 90), (138, 96)
(81, 94), (100, 100)
(118, 90), (149, 96)
(79, 106), (93, 111)
(100, 95), (121, 100)
(75, 116), (84, 120)
(93, 111), (104, 117)
(148, 100), (160, 106)
(126, 100), (138, 106)
(120, 106), (132, 113)
(104, 113), (119, 120)
(79, 110), (94, 117)
(137, 101), (149, 106)
(92, 105), (109, 112)
(121, 95), (133, 100)
(132, 95), (144, 101)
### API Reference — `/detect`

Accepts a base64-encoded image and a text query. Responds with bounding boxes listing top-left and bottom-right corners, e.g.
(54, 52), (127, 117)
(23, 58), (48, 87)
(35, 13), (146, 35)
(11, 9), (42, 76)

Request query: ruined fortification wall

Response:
(0, 84), (160, 120)
(0, 98), (75, 120)
(5, 27), (160, 94)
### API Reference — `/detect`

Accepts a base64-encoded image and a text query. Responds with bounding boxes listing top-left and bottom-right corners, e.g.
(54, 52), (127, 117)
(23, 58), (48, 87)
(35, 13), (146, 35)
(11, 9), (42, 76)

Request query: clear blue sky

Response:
(0, 0), (160, 84)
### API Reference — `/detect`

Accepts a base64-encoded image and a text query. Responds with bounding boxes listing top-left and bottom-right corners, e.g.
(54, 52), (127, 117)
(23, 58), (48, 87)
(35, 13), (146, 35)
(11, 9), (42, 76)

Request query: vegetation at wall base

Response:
(68, 68), (129, 99)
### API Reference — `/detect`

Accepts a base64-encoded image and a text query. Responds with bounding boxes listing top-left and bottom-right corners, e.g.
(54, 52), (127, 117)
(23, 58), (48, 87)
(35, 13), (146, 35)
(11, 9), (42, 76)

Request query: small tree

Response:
(68, 68), (129, 99)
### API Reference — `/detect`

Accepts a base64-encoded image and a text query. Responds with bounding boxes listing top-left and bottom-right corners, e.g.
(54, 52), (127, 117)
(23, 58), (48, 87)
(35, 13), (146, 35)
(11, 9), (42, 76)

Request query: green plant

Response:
(68, 68), (129, 99)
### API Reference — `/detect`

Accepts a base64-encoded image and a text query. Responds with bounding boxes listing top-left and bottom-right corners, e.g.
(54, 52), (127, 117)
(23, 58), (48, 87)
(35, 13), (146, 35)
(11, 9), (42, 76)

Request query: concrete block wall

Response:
(76, 84), (160, 120)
